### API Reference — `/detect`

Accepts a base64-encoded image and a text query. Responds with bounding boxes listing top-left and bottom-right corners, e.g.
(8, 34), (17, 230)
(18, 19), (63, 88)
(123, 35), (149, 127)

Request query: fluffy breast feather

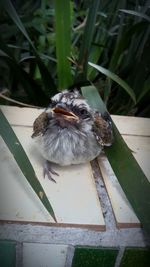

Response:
(33, 120), (101, 165)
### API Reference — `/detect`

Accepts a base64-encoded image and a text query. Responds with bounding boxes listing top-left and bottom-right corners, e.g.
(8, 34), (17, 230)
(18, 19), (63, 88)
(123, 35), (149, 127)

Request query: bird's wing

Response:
(32, 112), (49, 138)
(92, 111), (113, 146)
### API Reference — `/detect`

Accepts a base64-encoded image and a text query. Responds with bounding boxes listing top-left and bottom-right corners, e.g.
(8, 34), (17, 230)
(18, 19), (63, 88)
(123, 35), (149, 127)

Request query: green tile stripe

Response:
(120, 247), (150, 267)
(72, 247), (118, 267)
(0, 240), (16, 267)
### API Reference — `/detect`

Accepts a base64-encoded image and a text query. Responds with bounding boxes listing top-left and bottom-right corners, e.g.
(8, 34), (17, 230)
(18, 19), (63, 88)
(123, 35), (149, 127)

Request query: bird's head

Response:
(46, 90), (92, 124)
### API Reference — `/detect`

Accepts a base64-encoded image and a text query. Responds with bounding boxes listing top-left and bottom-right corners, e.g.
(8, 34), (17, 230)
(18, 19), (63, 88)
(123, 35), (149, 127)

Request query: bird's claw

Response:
(43, 161), (59, 183)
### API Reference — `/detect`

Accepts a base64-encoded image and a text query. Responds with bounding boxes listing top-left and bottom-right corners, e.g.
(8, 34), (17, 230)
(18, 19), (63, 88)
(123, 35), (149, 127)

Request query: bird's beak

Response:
(52, 107), (79, 120)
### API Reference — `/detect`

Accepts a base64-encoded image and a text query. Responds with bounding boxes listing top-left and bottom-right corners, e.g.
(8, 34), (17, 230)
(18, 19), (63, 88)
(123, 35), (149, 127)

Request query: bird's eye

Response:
(79, 109), (89, 118)
(49, 100), (57, 108)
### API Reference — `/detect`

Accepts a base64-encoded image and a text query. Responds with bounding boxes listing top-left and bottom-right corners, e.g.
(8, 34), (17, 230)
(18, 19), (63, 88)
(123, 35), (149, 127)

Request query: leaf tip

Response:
(53, 214), (57, 223)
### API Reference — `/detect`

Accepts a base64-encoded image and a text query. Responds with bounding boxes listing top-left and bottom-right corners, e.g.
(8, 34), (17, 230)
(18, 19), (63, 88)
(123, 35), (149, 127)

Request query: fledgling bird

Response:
(32, 90), (113, 182)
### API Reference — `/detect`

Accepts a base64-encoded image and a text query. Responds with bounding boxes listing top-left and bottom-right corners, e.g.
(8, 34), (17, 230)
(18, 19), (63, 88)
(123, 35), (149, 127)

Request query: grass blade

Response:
(54, 0), (72, 89)
(120, 9), (150, 22)
(0, 38), (48, 106)
(0, 0), (56, 95)
(0, 0), (34, 49)
(88, 62), (136, 104)
(82, 85), (150, 235)
(137, 78), (150, 103)
(75, 0), (100, 82)
(0, 109), (57, 222)
(35, 55), (57, 96)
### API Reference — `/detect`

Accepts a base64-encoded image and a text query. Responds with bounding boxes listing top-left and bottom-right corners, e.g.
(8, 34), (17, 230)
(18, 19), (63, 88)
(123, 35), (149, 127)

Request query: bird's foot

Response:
(43, 160), (59, 183)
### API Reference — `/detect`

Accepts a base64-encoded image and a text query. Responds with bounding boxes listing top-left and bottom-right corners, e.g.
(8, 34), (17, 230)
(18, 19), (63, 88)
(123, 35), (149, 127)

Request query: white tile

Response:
(98, 155), (140, 228)
(112, 115), (150, 136)
(0, 125), (105, 229)
(123, 135), (150, 181)
(0, 136), (51, 223)
(23, 243), (68, 267)
(97, 122), (150, 228)
(0, 105), (43, 127)
(1, 105), (150, 136)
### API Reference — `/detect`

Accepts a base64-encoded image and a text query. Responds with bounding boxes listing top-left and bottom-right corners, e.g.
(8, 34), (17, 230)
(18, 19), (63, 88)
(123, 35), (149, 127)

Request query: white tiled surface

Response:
(111, 115), (150, 136)
(123, 135), (150, 181)
(23, 243), (68, 267)
(98, 124), (150, 228)
(0, 106), (105, 229)
(1, 105), (150, 230)
(98, 155), (140, 227)
(1, 106), (150, 136)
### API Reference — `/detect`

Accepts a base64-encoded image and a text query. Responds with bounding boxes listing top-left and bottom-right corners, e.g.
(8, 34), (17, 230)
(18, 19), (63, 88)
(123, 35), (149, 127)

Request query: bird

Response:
(32, 90), (113, 182)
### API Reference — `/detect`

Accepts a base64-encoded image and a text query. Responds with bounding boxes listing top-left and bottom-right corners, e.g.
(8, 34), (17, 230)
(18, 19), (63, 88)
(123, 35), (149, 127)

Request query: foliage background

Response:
(0, 0), (150, 116)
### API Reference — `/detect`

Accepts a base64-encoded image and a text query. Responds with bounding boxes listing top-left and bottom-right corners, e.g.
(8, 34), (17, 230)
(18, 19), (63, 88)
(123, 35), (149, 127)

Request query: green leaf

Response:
(0, 38), (48, 106)
(0, 109), (57, 222)
(0, 0), (34, 49)
(137, 78), (150, 103)
(54, 0), (72, 89)
(35, 54), (57, 96)
(75, 0), (100, 82)
(82, 85), (150, 236)
(120, 9), (150, 23)
(88, 62), (136, 104)
(0, 0), (56, 95)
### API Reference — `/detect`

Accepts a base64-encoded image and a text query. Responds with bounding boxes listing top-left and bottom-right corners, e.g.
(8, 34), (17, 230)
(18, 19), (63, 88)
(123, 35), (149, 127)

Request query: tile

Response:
(120, 247), (150, 267)
(112, 115), (150, 136)
(0, 105), (43, 127)
(98, 133), (150, 228)
(23, 243), (68, 267)
(0, 240), (16, 267)
(0, 124), (105, 229)
(72, 246), (118, 267)
(123, 135), (150, 181)
(98, 155), (140, 228)
(1, 106), (150, 137)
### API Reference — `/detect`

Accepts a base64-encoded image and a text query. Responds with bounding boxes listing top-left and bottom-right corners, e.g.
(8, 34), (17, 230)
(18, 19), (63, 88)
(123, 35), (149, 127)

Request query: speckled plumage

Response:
(32, 90), (113, 180)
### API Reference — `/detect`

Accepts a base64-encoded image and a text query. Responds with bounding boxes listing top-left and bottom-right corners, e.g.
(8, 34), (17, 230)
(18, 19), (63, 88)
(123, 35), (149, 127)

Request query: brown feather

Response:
(93, 112), (113, 146)
(32, 112), (49, 138)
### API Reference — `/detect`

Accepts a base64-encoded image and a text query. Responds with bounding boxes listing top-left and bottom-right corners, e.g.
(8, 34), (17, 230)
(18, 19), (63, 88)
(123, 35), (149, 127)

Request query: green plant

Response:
(0, 0), (149, 115)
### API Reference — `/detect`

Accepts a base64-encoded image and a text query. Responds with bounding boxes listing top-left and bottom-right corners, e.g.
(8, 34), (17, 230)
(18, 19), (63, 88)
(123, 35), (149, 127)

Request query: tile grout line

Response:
(114, 247), (125, 267)
(91, 159), (117, 231)
(64, 245), (75, 267)
(15, 241), (23, 267)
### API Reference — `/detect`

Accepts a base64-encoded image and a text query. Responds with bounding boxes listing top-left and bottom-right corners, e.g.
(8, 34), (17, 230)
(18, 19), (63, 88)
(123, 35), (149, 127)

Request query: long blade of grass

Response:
(0, 109), (57, 222)
(0, 0), (34, 49)
(119, 9), (150, 22)
(0, 38), (48, 106)
(75, 0), (100, 82)
(137, 78), (150, 103)
(35, 54), (57, 96)
(82, 85), (150, 235)
(54, 0), (72, 89)
(88, 31), (107, 80)
(88, 62), (136, 104)
(0, 0), (56, 95)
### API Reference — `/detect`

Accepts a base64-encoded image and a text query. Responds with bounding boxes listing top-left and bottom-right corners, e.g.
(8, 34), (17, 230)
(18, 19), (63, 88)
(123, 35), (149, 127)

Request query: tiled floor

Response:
(0, 127), (105, 229)
(72, 246), (118, 267)
(0, 240), (149, 267)
(0, 106), (150, 267)
(23, 243), (68, 267)
(1, 106), (150, 230)
(0, 240), (16, 267)
(119, 247), (150, 267)
(98, 156), (140, 227)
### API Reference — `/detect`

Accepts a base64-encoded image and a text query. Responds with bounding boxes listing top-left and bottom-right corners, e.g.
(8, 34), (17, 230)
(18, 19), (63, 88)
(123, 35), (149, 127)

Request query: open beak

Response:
(52, 107), (79, 120)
